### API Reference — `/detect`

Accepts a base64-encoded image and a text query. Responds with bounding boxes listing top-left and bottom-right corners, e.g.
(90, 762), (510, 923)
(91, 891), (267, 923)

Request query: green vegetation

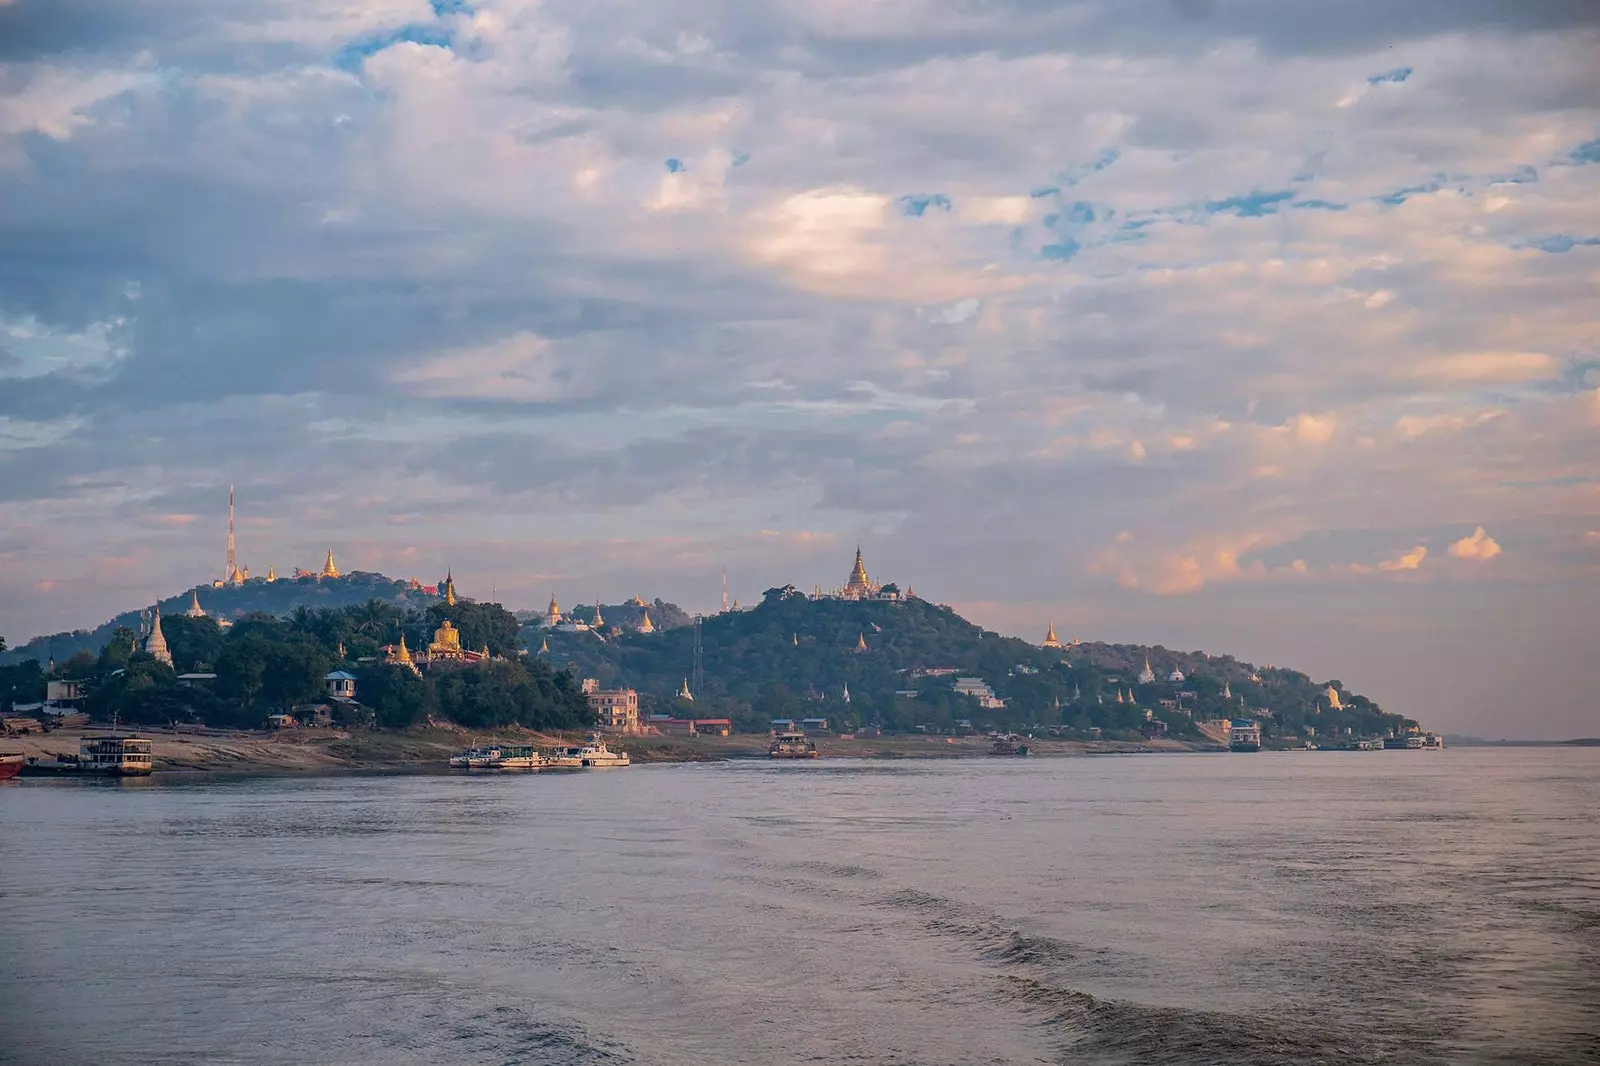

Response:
(4, 573), (1413, 746)
(544, 587), (1414, 744)
(6, 596), (590, 733)
(0, 571), (439, 668)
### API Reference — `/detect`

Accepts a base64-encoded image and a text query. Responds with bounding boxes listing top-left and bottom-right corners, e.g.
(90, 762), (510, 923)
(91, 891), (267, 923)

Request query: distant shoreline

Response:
(3, 726), (1202, 778)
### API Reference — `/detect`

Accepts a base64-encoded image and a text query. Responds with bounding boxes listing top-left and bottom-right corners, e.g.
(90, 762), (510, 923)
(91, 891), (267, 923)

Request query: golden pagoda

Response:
(538, 637), (549, 654)
(443, 571), (457, 606)
(265, 566), (276, 582)
(855, 631), (868, 652)
(1041, 622), (1062, 649)
(545, 593), (562, 627)
(320, 549), (340, 580)
(386, 633), (420, 675)
(185, 589), (207, 619)
(628, 593), (647, 607)
(844, 546), (872, 597)
(638, 609), (654, 634)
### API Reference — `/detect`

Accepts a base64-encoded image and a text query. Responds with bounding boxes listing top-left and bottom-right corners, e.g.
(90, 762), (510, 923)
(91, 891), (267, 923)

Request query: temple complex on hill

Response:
(816, 546), (908, 601)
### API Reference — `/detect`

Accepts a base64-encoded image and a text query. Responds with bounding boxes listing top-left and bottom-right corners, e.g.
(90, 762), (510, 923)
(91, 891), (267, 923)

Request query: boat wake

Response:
(879, 887), (1446, 1066)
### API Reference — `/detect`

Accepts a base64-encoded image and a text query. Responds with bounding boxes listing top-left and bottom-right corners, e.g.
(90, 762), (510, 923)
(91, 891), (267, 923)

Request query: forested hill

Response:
(0, 571), (440, 667)
(545, 587), (1414, 744)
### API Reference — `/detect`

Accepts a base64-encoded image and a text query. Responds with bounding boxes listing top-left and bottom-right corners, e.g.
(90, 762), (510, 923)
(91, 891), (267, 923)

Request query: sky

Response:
(1, 1), (1597, 739)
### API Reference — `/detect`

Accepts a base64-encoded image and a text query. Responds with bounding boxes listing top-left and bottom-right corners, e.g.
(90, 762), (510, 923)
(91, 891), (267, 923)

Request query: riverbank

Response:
(2, 725), (1206, 777)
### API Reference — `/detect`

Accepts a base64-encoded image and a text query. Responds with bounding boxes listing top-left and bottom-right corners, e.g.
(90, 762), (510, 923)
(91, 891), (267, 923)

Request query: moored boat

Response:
(769, 731), (819, 759)
(493, 745), (543, 770)
(448, 746), (505, 769)
(576, 737), (630, 768)
(541, 747), (584, 769)
(0, 753), (24, 781)
(1229, 719), (1262, 752)
(988, 734), (1030, 756)
(77, 734), (154, 776)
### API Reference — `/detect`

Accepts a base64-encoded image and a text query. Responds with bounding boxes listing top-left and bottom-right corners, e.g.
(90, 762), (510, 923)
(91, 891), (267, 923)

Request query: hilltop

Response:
(2, 568), (1413, 748)
(540, 586), (1413, 745)
(0, 571), (443, 667)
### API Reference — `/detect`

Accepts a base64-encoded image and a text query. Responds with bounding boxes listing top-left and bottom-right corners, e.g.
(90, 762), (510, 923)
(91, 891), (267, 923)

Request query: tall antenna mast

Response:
(226, 484), (236, 580)
(721, 567), (729, 613)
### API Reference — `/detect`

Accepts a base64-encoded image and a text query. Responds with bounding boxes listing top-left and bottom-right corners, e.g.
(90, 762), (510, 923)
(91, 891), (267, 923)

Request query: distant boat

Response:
(25, 733), (156, 776)
(988, 734), (1031, 756)
(576, 737), (630, 768)
(769, 731), (819, 759)
(0, 753), (23, 781)
(448, 746), (504, 769)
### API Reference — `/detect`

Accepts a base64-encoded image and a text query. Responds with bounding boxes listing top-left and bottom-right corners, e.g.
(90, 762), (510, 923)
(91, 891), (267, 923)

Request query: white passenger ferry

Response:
(78, 734), (154, 776)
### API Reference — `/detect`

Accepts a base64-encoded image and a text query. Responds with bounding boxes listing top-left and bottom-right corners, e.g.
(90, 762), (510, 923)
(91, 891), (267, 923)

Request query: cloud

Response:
(1410, 353), (1561, 384)
(1378, 545), (1428, 572)
(1, 0), (1599, 742)
(1448, 526), (1502, 561)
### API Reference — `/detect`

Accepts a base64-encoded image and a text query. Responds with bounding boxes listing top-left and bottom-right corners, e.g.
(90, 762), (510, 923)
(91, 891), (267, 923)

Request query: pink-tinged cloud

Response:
(1377, 545), (1428, 572)
(1448, 526), (1501, 561)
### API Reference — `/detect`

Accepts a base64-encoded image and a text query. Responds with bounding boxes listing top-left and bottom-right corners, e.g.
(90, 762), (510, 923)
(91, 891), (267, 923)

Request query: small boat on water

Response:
(576, 737), (630, 768)
(0, 753), (24, 781)
(988, 734), (1030, 756)
(769, 731), (819, 759)
(448, 746), (504, 769)
(541, 747), (584, 769)
(493, 745), (542, 770)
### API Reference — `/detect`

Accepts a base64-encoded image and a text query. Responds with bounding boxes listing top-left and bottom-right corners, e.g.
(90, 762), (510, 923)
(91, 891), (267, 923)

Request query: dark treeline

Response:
(8, 599), (590, 732)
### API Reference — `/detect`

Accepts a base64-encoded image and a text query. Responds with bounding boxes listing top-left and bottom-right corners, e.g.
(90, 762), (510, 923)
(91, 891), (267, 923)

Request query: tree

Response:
(260, 639), (332, 711)
(357, 664), (434, 729)
(425, 602), (521, 658)
(215, 635), (272, 708)
(0, 659), (45, 712)
(160, 615), (223, 673)
(97, 626), (137, 673)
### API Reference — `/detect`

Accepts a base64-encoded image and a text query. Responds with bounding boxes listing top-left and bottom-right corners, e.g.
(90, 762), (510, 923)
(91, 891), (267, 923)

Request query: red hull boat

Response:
(0, 754), (25, 781)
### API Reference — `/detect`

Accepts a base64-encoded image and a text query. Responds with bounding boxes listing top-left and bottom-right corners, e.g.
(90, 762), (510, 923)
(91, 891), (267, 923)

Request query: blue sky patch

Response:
(1368, 67), (1413, 85)
(1205, 190), (1295, 217)
(430, 0), (473, 13)
(1058, 148), (1121, 188)
(335, 24), (453, 71)
(1524, 235), (1600, 254)
(1569, 137), (1600, 165)
(1379, 177), (1445, 206)
(1030, 186), (1060, 199)
(730, 152), (750, 167)
(1293, 199), (1347, 211)
(899, 194), (951, 217)
(664, 158), (686, 173)
(1041, 239), (1080, 261)
(1489, 165), (1538, 185)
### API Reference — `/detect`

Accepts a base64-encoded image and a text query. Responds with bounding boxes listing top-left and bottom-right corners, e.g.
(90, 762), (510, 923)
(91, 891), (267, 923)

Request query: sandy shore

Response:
(2, 725), (1203, 777)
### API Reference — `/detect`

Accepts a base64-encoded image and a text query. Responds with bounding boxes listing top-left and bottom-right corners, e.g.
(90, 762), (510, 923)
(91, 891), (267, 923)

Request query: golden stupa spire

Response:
(443, 570), (457, 607)
(856, 631), (868, 651)
(266, 565), (276, 582)
(395, 633), (413, 663)
(1041, 622), (1061, 648)
(538, 637), (549, 654)
(847, 544), (870, 589)
(321, 549), (340, 580)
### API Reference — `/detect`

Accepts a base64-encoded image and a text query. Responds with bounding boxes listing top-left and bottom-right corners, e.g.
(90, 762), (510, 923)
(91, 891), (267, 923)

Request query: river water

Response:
(3, 749), (1597, 1065)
